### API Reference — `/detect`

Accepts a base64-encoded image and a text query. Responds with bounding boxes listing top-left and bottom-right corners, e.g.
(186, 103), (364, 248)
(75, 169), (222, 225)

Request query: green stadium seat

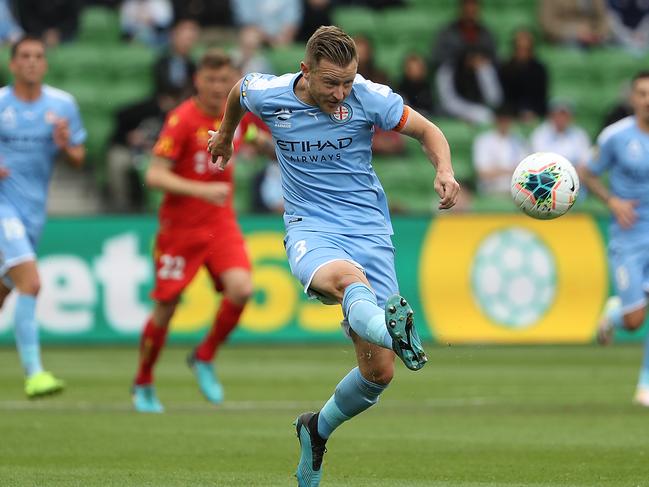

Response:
(83, 112), (114, 165)
(266, 44), (305, 75)
(332, 7), (378, 36)
(77, 6), (121, 45)
(374, 8), (447, 51)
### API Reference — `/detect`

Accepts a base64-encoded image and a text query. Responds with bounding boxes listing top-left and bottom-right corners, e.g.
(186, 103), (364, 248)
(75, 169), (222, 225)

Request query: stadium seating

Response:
(0, 0), (640, 215)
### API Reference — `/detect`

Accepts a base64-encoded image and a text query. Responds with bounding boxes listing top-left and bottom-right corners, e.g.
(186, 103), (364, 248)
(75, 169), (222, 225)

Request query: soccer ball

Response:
(510, 152), (579, 219)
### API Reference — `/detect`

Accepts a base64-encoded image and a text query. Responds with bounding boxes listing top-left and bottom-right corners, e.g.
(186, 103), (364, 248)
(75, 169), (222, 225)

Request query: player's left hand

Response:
(207, 130), (233, 171)
(53, 118), (70, 149)
(434, 170), (460, 210)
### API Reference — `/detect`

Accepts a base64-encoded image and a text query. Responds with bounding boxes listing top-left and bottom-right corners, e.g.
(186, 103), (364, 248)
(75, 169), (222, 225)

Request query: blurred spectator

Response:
(436, 46), (503, 125)
(0, 0), (22, 45)
(105, 88), (183, 212)
(539, 0), (610, 48)
(252, 162), (284, 213)
(397, 52), (436, 117)
(430, 0), (497, 68)
(15, 0), (81, 47)
(172, 0), (233, 27)
(230, 0), (302, 48)
(120, 0), (174, 47)
(606, 0), (649, 54)
(499, 29), (548, 122)
(531, 100), (591, 167)
(472, 104), (529, 196)
(231, 26), (273, 75)
(354, 34), (390, 85)
(600, 81), (633, 131)
(297, 0), (333, 43)
(153, 19), (199, 97)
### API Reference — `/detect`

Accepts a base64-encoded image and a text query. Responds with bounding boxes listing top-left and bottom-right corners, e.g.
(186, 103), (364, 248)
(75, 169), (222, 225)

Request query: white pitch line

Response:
(0, 397), (501, 413)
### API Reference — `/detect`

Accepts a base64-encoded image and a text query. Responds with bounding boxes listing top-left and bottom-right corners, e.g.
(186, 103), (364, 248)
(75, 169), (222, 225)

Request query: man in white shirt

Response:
(473, 105), (529, 195)
(531, 100), (591, 166)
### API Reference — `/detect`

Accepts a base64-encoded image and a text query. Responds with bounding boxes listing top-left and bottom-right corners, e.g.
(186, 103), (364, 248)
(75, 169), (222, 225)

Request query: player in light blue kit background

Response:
(0, 36), (86, 398)
(208, 26), (459, 486)
(580, 71), (649, 407)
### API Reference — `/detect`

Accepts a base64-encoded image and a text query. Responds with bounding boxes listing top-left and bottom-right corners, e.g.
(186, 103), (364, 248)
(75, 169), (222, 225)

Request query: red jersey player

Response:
(132, 49), (266, 413)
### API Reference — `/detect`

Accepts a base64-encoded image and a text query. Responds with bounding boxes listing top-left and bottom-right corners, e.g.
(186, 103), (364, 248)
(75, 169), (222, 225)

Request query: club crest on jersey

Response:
(330, 103), (352, 124)
(0, 106), (16, 128)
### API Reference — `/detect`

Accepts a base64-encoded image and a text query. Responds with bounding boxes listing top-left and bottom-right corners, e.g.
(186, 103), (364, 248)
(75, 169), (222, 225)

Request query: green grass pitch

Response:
(0, 344), (647, 486)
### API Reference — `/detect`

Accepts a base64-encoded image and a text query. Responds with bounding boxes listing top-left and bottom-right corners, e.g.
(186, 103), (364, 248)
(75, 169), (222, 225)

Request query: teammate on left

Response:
(0, 36), (86, 398)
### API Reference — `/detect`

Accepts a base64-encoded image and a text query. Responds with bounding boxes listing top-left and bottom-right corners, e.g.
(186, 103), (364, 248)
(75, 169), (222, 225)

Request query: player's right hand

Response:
(207, 130), (233, 171)
(608, 196), (638, 229)
(199, 182), (231, 206)
(0, 166), (9, 179)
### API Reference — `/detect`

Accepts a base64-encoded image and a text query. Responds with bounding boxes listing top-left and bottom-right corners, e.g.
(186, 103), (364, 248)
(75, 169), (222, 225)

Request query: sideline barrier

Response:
(0, 214), (620, 344)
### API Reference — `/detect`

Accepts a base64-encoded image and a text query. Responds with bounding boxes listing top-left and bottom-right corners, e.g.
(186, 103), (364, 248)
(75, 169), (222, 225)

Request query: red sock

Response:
(195, 298), (245, 362)
(134, 317), (170, 385)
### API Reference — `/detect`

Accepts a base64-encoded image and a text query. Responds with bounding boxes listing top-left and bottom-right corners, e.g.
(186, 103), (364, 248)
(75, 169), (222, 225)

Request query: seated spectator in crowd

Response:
(0, 0), (22, 46)
(531, 100), (591, 167)
(397, 52), (436, 117)
(231, 25), (273, 75)
(297, 0), (333, 43)
(106, 88), (183, 212)
(606, 0), (649, 54)
(473, 104), (529, 196)
(15, 0), (81, 47)
(153, 19), (199, 98)
(436, 46), (503, 125)
(600, 81), (633, 131)
(354, 34), (390, 85)
(252, 162), (284, 214)
(120, 0), (174, 47)
(499, 29), (548, 122)
(172, 0), (233, 27)
(231, 0), (302, 48)
(539, 0), (610, 48)
(430, 0), (497, 68)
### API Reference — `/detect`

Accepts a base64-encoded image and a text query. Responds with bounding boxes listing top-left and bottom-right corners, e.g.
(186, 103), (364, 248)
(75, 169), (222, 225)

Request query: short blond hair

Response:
(305, 26), (357, 70)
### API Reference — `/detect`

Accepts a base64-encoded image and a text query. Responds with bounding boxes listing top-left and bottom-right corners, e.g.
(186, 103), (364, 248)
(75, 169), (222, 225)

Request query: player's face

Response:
(303, 59), (357, 114)
(632, 78), (649, 124)
(10, 40), (47, 86)
(195, 65), (236, 113)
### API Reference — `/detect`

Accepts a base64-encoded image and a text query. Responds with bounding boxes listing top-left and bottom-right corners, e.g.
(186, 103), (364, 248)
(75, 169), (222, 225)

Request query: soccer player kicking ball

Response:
(208, 26), (460, 486)
(0, 36), (86, 398)
(132, 50), (266, 413)
(580, 71), (649, 406)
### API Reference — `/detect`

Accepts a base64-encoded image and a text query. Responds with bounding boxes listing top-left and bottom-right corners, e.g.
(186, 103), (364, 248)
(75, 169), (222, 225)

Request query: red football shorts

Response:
(151, 224), (251, 302)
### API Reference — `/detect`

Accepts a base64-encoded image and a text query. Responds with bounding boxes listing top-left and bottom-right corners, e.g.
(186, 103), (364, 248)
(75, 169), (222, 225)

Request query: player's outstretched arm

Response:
(208, 77), (248, 170)
(146, 156), (230, 205)
(398, 107), (460, 210)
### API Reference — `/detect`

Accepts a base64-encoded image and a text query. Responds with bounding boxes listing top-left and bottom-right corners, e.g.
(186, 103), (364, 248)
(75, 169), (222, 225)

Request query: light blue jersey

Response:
(589, 116), (649, 312)
(0, 84), (86, 244)
(240, 71), (405, 235)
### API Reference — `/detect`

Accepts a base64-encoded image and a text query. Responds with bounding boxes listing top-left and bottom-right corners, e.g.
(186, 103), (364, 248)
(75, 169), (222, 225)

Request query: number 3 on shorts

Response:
(293, 239), (307, 264)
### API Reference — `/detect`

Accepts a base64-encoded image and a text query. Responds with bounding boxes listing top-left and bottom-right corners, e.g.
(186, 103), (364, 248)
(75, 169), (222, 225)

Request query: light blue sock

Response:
(342, 283), (393, 349)
(638, 333), (649, 388)
(317, 367), (388, 439)
(14, 294), (43, 377)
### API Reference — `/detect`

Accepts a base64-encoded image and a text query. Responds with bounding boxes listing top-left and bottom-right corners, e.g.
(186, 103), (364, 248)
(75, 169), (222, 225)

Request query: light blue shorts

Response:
(284, 229), (398, 307)
(0, 204), (36, 282)
(609, 241), (649, 313)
